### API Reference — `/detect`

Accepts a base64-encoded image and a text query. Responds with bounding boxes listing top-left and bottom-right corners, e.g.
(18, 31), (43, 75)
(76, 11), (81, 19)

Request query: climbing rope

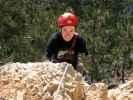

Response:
(53, 64), (69, 100)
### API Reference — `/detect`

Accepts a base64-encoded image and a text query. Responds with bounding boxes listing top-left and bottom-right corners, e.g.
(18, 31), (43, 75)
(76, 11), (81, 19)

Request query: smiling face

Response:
(61, 26), (75, 42)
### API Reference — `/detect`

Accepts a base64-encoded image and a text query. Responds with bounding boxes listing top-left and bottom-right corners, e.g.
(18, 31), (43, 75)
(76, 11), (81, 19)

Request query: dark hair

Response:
(66, 8), (75, 15)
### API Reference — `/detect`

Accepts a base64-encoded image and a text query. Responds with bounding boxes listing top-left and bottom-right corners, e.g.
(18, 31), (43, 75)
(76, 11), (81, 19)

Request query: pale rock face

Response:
(0, 61), (133, 100)
(85, 83), (108, 100)
(108, 80), (133, 100)
(0, 62), (85, 100)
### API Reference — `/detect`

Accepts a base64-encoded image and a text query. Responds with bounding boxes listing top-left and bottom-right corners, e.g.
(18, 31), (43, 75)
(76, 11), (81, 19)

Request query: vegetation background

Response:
(0, 0), (133, 84)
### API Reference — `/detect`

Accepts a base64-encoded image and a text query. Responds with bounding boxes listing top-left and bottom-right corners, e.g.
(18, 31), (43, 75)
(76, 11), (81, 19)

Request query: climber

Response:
(46, 11), (88, 77)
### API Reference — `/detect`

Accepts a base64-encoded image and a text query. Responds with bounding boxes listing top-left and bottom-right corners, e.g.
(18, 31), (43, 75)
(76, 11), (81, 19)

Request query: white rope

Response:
(53, 64), (69, 100)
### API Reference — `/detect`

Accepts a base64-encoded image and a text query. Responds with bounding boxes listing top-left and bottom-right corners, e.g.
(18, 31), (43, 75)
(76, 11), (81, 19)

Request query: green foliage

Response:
(0, 0), (133, 84)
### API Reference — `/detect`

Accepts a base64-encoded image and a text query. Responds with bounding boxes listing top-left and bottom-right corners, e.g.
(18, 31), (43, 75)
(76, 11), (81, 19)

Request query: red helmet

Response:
(57, 12), (78, 28)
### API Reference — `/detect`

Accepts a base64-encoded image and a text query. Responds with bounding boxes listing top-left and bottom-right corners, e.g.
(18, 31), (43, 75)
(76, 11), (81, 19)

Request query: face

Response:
(61, 26), (75, 42)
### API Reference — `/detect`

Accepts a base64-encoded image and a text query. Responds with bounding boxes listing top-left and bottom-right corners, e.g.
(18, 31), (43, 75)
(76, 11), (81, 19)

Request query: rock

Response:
(85, 83), (108, 100)
(0, 61), (132, 100)
(0, 62), (85, 100)
(108, 80), (133, 100)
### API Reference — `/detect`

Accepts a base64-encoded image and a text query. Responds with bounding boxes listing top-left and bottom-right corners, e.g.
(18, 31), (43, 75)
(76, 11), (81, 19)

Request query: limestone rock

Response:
(0, 62), (85, 100)
(0, 61), (133, 100)
(108, 80), (133, 100)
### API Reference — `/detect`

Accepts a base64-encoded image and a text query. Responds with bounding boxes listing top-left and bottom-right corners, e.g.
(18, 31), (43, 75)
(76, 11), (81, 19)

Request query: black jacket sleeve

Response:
(46, 33), (58, 60)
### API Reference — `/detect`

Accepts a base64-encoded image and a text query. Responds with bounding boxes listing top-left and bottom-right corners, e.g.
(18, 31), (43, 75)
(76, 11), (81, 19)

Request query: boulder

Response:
(0, 61), (132, 100)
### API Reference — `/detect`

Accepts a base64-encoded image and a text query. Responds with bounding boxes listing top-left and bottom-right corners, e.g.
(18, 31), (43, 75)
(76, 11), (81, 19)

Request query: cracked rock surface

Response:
(0, 62), (132, 100)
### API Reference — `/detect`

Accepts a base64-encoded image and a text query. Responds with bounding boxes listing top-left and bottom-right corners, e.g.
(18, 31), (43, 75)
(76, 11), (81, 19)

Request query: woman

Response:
(46, 12), (88, 74)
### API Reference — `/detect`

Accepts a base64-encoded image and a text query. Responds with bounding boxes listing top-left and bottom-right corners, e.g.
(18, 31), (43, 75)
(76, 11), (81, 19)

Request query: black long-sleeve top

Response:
(46, 32), (88, 68)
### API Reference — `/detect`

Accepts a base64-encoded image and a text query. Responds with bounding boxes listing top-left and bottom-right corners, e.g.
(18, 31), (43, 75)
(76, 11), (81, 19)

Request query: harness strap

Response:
(69, 35), (77, 52)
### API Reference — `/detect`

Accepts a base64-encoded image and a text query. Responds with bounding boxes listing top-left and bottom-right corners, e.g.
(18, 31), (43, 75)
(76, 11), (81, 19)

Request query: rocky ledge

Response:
(0, 62), (133, 100)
